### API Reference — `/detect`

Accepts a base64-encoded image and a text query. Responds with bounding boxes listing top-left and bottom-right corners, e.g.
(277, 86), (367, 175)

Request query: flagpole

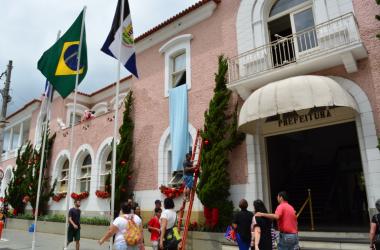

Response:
(63, 7), (86, 250)
(109, 0), (125, 249)
(31, 30), (61, 250)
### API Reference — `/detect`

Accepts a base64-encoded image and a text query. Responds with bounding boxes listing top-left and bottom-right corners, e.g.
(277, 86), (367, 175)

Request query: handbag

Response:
(224, 225), (237, 242)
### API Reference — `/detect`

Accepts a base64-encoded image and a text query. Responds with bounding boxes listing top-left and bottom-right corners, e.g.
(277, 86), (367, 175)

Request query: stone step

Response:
(221, 231), (369, 250)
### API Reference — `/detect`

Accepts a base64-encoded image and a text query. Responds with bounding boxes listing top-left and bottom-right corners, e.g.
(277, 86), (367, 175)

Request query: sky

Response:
(0, 0), (199, 114)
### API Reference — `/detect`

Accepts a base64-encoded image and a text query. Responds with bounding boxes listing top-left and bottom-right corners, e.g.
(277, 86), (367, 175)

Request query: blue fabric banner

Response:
(169, 84), (189, 172)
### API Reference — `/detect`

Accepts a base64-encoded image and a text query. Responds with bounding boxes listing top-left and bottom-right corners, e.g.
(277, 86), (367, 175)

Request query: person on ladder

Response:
(183, 152), (196, 202)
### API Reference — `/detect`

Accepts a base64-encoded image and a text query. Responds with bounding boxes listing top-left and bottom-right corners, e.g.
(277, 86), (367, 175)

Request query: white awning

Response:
(238, 75), (359, 133)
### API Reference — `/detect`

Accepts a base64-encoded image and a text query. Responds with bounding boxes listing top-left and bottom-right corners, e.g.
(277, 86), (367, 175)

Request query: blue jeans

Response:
(114, 242), (127, 250)
(278, 233), (299, 250)
(236, 233), (250, 250)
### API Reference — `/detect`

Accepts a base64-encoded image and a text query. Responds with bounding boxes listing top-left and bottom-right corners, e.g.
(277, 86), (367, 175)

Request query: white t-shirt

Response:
(160, 209), (177, 229)
(113, 214), (142, 244)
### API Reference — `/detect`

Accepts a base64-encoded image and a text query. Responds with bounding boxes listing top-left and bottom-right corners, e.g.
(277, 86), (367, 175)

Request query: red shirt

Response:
(148, 216), (160, 241)
(275, 201), (298, 233)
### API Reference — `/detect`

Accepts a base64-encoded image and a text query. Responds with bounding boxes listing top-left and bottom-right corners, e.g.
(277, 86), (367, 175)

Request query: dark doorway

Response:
(266, 121), (368, 231)
(268, 15), (295, 67)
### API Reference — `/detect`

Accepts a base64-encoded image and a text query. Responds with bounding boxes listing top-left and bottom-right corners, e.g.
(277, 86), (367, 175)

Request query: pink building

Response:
(1, 0), (380, 231)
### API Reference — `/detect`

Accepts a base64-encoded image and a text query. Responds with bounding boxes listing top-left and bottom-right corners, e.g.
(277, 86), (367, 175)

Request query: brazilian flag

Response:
(38, 10), (87, 99)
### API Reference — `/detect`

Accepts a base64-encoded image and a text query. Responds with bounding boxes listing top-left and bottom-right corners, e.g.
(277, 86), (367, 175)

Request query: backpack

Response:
(122, 215), (142, 246)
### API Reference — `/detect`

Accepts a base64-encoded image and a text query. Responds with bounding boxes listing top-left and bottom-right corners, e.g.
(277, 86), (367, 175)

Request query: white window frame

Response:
(77, 155), (92, 193)
(65, 103), (88, 126)
(99, 152), (112, 191)
(159, 34), (193, 97)
(2, 117), (31, 157)
(289, 5), (317, 57)
(57, 160), (69, 193)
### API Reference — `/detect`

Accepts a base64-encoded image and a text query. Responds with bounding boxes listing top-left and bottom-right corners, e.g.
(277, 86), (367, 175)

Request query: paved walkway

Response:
(0, 229), (153, 250)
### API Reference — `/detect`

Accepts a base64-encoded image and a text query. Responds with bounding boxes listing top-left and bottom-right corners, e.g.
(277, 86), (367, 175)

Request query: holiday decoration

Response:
(71, 191), (89, 201)
(196, 55), (245, 229)
(52, 192), (67, 202)
(159, 184), (185, 199)
(95, 190), (110, 199)
(121, 160), (126, 165)
(83, 110), (95, 121)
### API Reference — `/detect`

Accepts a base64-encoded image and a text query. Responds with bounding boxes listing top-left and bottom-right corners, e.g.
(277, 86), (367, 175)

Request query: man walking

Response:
(68, 199), (81, 250)
(256, 191), (299, 250)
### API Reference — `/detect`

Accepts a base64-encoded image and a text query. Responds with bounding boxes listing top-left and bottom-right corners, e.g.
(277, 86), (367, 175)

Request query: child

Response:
(148, 207), (162, 250)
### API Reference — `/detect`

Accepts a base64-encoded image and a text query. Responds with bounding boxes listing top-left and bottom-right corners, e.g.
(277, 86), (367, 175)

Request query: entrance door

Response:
(266, 121), (368, 231)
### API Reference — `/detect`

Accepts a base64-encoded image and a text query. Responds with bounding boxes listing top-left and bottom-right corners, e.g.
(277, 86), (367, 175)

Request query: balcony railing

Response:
(228, 13), (361, 84)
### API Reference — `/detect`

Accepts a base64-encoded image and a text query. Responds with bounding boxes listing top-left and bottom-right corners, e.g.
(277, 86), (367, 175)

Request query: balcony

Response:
(228, 13), (367, 97)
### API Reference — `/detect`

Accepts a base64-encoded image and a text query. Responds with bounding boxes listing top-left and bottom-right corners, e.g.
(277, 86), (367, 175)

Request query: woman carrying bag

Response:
(160, 198), (181, 250)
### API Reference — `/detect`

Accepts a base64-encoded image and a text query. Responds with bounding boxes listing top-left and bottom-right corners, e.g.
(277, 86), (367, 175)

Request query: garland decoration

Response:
(95, 190), (111, 199)
(52, 192), (67, 202)
(159, 184), (185, 199)
(71, 191), (89, 201)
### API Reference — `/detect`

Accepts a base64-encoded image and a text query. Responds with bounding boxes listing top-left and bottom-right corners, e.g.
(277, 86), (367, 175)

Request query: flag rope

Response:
(63, 7), (87, 250)
(109, 1), (125, 249)
(31, 30), (61, 250)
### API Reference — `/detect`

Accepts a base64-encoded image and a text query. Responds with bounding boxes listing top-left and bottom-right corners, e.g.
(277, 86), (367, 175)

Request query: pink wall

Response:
(313, 0), (380, 133)
(2, 0), (379, 195)
(130, 0), (246, 190)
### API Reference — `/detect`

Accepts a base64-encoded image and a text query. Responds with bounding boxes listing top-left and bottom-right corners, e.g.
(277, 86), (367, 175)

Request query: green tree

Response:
(5, 143), (32, 215)
(196, 55), (245, 229)
(26, 127), (56, 215)
(5, 127), (56, 216)
(114, 91), (134, 212)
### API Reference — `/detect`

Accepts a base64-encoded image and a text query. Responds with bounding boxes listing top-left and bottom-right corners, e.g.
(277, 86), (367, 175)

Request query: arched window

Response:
(58, 159), (69, 193)
(159, 34), (192, 97)
(164, 132), (193, 187)
(268, 0), (316, 66)
(99, 152), (112, 191)
(78, 154), (92, 192)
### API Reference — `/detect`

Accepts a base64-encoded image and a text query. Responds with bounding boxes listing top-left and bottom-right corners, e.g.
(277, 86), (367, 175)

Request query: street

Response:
(0, 229), (153, 250)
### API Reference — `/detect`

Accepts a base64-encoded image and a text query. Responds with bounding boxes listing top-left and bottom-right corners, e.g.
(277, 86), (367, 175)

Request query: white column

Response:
(8, 127), (13, 151)
(18, 122), (24, 148)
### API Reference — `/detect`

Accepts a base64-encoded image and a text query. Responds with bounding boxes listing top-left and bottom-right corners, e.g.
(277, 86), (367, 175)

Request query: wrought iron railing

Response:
(228, 13), (361, 84)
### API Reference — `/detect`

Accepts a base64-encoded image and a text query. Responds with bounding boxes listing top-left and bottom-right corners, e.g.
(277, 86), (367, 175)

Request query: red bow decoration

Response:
(95, 190), (110, 199)
(71, 191), (89, 200)
(159, 184), (185, 199)
(52, 192), (67, 202)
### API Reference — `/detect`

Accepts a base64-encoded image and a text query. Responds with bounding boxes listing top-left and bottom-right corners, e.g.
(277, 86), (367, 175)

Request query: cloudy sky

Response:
(0, 0), (199, 114)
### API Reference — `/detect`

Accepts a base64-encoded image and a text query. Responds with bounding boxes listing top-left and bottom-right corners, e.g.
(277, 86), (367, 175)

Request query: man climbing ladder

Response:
(177, 129), (203, 250)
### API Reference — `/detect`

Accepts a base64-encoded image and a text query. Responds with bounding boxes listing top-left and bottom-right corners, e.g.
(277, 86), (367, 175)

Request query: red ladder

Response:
(177, 129), (203, 250)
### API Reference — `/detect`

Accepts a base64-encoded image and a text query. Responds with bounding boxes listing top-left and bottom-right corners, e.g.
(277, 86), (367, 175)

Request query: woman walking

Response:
(159, 198), (178, 250)
(252, 199), (273, 250)
(99, 202), (142, 250)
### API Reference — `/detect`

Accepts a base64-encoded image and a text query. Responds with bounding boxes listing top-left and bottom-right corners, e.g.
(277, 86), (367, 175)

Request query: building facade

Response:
(0, 0), (379, 230)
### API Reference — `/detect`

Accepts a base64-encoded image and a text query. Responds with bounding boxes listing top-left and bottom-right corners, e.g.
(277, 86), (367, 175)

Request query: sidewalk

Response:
(0, 229), (153, 250)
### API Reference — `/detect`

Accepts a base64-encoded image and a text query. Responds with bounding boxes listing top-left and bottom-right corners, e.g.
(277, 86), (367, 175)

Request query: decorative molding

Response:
(160, 34), (193, 97)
